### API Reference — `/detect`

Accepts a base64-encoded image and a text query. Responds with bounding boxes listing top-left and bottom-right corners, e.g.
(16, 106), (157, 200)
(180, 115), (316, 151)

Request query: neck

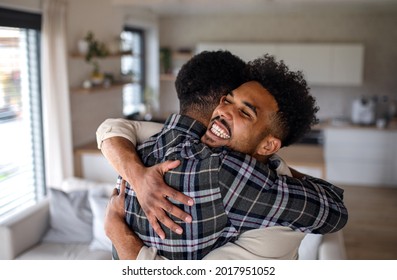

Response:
(182, 111), (210, 127)
(252, 153), (271, 164)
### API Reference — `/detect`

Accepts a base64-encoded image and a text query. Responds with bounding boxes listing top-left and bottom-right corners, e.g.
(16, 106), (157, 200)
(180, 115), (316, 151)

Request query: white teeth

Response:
(210, 123), (230, 139)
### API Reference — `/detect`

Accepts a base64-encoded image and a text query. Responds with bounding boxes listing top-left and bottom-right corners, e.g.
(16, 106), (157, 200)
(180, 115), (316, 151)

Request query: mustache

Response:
(210, 116), (232, 134)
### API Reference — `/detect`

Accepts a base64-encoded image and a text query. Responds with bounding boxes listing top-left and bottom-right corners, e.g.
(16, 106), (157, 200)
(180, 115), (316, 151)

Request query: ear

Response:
(256, 135), (282, 156)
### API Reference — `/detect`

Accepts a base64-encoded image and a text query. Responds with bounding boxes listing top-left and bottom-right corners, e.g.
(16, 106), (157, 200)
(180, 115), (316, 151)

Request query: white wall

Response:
(0, 0), (159, 148)
(157, 11), (397, 120)
(0, 0), (40, 12)
(66, 0), (159, 147)
(3, 0), (397, 153)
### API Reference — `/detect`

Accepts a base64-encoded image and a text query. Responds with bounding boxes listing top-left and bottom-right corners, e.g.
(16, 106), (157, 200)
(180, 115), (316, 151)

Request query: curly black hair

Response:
(175, 50), (246, 122)
(246, 54), (319, 147)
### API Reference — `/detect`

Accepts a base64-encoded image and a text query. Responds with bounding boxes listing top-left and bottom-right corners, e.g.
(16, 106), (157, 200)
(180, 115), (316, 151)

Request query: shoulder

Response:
(219, 150), (274, 184)
(220, 149), (265, 170)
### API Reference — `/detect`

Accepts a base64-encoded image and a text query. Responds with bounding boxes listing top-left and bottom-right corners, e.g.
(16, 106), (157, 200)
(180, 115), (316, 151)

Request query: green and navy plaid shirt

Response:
(119, 114), (347, 260)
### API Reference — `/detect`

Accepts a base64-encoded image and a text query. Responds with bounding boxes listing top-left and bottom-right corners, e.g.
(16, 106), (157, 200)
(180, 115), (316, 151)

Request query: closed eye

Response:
(223, 96), (232, 104)
(240, 109), (253, 119)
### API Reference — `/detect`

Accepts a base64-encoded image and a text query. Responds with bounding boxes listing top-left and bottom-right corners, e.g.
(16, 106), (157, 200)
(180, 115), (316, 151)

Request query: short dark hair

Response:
(246, 54), (319, 147)
(175, 50), (246, 121)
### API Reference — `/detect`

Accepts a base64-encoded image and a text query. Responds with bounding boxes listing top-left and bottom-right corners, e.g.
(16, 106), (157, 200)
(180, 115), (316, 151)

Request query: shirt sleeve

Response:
(96, 118), (163, 149)
(269, 154), (292, 177)
(136, 227), (304, 260)
(203, 227), (305, 260)
(136, 246), (168, 260)
(219, 151), (348, 235)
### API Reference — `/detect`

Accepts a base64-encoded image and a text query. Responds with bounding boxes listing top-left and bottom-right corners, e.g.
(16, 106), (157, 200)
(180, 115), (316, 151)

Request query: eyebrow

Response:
(228, 92), (258, 116)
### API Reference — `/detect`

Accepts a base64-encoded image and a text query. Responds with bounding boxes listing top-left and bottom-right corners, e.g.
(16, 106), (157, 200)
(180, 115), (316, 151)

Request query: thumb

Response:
(119, 179), (127, 196)
(159, 160), (180, 174)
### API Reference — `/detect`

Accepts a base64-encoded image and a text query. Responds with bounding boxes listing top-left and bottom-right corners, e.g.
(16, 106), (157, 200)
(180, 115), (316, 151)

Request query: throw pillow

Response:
(298, 233), (323, 260)
(88, 187), (112, 252)
(42, 188), (93, 243)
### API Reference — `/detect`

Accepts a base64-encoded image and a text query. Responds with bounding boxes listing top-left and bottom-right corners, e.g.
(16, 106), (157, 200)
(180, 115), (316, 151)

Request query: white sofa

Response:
(0, 198), (111, 260)
(0, 177), (115, 260)
(0, 178), (346, 260)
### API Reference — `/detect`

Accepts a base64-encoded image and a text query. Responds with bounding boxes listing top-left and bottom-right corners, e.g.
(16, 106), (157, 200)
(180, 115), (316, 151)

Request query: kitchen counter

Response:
(315, 117), (397, 132)
(78, 140), (325, 166)
(277, 144), (325, 179)
(74, 141), (100, 154)
(278, 144), (324, 167)
(74, 141), (326, 179)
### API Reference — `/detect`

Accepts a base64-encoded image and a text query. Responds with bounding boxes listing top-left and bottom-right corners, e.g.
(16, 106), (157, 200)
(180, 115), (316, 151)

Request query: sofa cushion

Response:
(42, 188), (93, 244)
(15, 243), (111, 260)
(298, 233), (323, 260)
(88, 187), (113, 252)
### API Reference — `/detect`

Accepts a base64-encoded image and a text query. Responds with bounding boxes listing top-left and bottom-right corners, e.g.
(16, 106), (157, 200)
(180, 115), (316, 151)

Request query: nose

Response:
(217, 103), (234, 120)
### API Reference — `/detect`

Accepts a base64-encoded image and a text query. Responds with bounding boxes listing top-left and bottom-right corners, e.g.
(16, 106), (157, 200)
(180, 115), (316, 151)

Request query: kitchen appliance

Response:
(351, 97), (376, 125)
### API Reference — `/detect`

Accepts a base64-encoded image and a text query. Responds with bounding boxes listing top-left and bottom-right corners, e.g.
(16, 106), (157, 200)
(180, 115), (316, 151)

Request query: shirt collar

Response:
(163, 114), (208, 139)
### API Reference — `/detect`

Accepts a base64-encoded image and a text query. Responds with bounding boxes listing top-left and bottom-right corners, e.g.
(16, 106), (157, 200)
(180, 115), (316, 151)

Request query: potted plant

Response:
(83, 31), (109, 85)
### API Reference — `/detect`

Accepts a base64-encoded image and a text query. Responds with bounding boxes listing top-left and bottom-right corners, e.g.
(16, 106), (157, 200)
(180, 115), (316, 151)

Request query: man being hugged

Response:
(98, 52), (348, 260)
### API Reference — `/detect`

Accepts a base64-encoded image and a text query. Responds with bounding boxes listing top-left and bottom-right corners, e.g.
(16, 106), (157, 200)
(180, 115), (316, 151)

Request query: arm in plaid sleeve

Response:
(97, 118), (193, 238)
(219, 151), (348, 234)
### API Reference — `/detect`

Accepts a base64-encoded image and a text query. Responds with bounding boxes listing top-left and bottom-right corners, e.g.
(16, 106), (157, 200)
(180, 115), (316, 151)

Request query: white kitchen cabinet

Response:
(197, 42), (278, 62)
(277, 44), (333, 85)
(196, 42), (364, 86)
(324, 128), (397, 187)
(330, 45), (364, 86)
(277, 145), (326, 179)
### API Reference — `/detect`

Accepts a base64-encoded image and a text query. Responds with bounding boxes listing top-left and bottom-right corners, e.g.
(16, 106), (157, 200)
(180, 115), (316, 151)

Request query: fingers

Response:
(165, 186), (194, 207)
(147, 216), (166, 240)
(147, 210), (184, 239)
(163, 200), (192, 223)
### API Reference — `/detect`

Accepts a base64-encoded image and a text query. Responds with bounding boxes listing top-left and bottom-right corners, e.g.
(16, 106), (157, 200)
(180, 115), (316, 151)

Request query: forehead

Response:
(231, 81), (278, 114)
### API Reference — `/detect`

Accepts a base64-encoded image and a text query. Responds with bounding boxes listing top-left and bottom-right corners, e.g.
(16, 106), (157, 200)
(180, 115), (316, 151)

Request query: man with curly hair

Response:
(97, 51), (347, 260)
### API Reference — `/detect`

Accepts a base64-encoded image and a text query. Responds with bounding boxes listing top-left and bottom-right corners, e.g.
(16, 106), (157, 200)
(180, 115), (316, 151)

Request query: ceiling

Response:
(112, 0), (397, 15)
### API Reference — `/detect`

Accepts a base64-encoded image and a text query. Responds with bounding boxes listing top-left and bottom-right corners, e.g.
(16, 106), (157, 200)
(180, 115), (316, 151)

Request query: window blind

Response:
(121, 27), (146, 117)
(0, 8), (44, 222)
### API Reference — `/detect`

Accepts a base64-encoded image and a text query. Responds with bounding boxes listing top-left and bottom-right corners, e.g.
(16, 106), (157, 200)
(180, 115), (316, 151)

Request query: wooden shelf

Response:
(172, 51), (192, 60)
(160, 74), (177, 81)
(69, 51), (133, 59)
(70, 82), (131, 94)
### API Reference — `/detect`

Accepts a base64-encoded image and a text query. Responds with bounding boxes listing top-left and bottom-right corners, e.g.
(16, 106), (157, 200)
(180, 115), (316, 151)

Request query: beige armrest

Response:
(0, 198), (50, 259)
(318, 230), (347, 260)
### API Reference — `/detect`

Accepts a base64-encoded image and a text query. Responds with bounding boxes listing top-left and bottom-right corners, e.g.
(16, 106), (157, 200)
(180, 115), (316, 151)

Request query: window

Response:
(120, 27), (146, 117)
(0, 8), (44, 221)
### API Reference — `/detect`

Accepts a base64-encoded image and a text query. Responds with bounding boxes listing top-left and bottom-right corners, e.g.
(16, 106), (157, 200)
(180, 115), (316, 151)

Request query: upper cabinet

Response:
(196, 42), (364, 86)
(331, 45), (364, 86)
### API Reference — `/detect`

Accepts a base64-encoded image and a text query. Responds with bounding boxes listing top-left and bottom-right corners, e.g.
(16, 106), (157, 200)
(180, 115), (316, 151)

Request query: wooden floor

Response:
(341, 185), (397, 259)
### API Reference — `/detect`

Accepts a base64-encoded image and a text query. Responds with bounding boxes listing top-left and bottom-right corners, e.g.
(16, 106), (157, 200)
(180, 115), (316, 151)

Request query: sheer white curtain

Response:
(41, 0), (73, 187)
